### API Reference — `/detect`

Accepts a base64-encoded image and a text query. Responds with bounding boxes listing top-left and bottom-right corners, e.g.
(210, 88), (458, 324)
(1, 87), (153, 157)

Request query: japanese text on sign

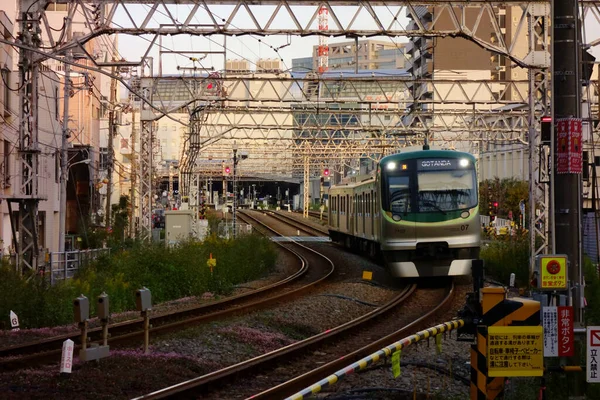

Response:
(558, 306), (574, 357)
(537, 255), (568, 290)
(556, 118), (583, 174)
(488, 326), (543, 377)
(542, 306), (558, 357)
(587, 327), (600, 383)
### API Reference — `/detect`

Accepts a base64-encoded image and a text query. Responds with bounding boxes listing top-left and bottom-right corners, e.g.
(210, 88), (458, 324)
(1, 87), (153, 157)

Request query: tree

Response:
(479, 178), (529, 221)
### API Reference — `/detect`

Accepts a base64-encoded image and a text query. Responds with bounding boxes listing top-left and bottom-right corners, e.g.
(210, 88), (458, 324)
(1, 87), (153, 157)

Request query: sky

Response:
(111, 3), (412, 74)
(108, 3), (600, 77)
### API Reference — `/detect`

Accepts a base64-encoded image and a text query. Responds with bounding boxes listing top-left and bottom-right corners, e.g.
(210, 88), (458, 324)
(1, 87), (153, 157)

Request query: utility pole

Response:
(59, 51), (71, 253)
(232, 142), (238, 239)
(129, 106), (137, 236)
(105, 64), (117, 229)
(553, 0), (584, 397)
(554, 0), (582, 318)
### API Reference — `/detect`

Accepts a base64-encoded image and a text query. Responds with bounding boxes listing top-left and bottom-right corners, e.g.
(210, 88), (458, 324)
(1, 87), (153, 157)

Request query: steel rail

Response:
(133, 283), (417, 399)
(260, 210), (328, 236)
(257, 282), (457, 399)
(0, 212), (333, 366)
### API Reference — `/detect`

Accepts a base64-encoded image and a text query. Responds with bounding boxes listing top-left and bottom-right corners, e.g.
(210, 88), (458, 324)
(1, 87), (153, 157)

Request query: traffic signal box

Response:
(460, 261), (541, 400)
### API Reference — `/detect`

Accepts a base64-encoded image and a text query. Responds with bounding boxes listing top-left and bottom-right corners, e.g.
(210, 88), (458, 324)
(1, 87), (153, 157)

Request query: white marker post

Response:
(9, 310), (19, 331)
(60, 339), (74, 374)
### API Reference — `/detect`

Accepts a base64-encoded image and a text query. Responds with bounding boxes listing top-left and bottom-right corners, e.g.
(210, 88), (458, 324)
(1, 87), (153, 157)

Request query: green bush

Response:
(480, 235), (530, 286)
(0, 234), (277, 329)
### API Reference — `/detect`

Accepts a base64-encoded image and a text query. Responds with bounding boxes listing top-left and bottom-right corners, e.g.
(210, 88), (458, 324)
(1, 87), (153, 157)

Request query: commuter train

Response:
(327, 148), (480, 278)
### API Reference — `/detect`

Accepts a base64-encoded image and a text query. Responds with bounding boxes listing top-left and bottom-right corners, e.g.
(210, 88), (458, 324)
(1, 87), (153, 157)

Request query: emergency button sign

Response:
(539, 255), (567, 290)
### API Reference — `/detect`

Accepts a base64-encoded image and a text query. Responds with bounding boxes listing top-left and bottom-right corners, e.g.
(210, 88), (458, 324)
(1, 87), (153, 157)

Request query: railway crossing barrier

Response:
(288, 260), (549, 400)
(285, 319), (465, 400)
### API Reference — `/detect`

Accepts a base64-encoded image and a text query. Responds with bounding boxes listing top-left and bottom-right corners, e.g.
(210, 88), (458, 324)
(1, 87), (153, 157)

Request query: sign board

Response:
(556, 118), (583, 174)
(542, 306), (558, 357)
(535, 255), (568, 290)
(9, 310), (19, 331)
(558, 306), (574, 357)
(60, 339), (74, 374)
(588, 327), (600, 383)
(487, 326), (544, 377)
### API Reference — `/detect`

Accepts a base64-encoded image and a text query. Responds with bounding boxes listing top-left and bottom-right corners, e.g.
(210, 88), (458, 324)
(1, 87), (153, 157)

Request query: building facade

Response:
(292, 39), (406, 72)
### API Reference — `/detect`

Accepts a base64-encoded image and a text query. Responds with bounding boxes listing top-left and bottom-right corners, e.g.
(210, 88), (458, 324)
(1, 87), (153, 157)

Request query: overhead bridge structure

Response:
(10, 0), (600, 269)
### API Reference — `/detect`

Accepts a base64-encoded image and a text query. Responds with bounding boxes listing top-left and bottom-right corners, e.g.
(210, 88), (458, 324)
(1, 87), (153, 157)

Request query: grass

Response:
(0, 233), (277, 329)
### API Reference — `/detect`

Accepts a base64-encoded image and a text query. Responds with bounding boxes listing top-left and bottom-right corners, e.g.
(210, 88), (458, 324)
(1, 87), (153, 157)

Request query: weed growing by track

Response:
(0, 234), (277, 329)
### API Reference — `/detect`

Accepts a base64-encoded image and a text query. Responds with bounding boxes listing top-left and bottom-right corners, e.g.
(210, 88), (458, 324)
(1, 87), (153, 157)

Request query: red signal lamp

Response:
(323, 168), (330, 176)
(225, 166), (231, 174)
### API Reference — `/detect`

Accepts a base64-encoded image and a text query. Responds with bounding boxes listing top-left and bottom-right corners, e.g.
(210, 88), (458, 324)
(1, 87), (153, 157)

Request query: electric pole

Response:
(553, 0), (584, 397)
(105, 64), (117, 229)
(554, 0), (582, 319)
(59, 50), (71, 253)
(129, 106), (137, 237)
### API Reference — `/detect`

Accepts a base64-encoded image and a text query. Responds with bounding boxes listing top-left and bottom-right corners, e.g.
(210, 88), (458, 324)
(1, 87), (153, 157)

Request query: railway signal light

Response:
(323, 168), (329, 177)
(493, 201), (499, 208)
(224, 166), (231, 175)
(541, 116), (552, 143)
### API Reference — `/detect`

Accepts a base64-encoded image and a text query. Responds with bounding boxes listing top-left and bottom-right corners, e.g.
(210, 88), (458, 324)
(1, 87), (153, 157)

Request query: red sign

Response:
(556, 118), (582, 174)
(558, 306), (574, 356)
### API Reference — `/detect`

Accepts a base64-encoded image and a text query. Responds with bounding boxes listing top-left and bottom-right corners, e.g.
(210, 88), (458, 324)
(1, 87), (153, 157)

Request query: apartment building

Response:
(405, 5), (532, 174)
(0, 10), (63, 255)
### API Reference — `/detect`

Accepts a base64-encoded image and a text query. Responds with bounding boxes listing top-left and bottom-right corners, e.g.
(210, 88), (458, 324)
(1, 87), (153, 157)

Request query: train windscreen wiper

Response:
(420, 200), (447, 214)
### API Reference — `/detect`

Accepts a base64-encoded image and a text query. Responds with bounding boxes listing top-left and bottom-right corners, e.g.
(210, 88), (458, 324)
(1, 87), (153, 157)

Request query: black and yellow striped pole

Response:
(470, 286), (541, 399)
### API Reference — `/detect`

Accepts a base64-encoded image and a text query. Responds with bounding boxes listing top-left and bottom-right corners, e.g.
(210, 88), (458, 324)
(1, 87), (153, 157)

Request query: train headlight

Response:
(392, 214), (402, 221)
(459, 158), (469, 167)
(386, 162), (397, 171)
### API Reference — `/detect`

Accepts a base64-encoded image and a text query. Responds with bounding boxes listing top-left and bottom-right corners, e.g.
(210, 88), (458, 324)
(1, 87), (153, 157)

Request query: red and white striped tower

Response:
(317, 6), (329, 74)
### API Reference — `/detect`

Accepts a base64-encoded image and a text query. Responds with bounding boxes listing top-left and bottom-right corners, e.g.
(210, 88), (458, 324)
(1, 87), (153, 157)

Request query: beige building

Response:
(292, 39), (406, 72)
(0, 9), (63, 255)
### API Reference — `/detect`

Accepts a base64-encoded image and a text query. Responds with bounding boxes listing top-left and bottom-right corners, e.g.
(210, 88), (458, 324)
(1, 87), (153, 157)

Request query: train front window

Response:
(417, 168), (477, 212)
(387, 175), (411, 214)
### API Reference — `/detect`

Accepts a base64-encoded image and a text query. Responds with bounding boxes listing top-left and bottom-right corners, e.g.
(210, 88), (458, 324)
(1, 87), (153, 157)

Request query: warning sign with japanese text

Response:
(556, 118), (583, 174)
(558, 306), (574, 357)
(587, 327), (600, 383)
(488, 326), (543, 377)
(542, 306), (558, 357)
(538, 255), (568, 290)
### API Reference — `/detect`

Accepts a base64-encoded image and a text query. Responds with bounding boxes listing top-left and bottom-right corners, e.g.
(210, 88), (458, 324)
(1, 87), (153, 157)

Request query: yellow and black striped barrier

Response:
(285, 319), (464, 400)
(470, 287), (541, 399)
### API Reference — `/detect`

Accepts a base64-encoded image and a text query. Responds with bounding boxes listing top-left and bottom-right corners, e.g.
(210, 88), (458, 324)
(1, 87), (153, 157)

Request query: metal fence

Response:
(217, 221), (253, 239)
(49, 248), (110, 285)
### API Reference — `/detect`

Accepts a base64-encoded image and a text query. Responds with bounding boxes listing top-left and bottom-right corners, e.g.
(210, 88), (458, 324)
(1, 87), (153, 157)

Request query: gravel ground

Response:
(0, 215), (475, 399)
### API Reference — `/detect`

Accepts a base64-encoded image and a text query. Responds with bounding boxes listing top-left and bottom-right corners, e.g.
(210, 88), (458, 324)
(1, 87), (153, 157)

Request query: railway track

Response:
(256, 210), (329, 236)
(135, 280), (455, 399)
(0, 212), (334, 370)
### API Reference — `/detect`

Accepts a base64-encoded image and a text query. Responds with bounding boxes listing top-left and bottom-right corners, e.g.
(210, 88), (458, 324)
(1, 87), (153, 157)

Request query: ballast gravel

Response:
(0, 215), (478, 399)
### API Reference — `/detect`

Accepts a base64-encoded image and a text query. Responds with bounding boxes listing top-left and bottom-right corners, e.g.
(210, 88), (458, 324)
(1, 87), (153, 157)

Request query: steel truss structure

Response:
(13, 0), (600, 261)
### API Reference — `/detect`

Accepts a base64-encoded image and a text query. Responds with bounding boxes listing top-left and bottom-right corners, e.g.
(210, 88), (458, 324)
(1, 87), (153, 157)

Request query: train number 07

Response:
(460, 224), (469, 231)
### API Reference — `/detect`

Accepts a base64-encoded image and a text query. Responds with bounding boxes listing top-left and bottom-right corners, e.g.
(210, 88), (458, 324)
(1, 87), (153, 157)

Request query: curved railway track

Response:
(0, 212), (335, 370)
(135, 281), (455, 399)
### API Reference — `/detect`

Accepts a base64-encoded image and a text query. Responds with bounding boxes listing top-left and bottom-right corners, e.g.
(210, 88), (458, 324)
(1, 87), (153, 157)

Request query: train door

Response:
(370, 189), (374, 239)
(336, 196), (340, 228)
(361, 193), (365, 237)
(346, 194), (350, 232)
